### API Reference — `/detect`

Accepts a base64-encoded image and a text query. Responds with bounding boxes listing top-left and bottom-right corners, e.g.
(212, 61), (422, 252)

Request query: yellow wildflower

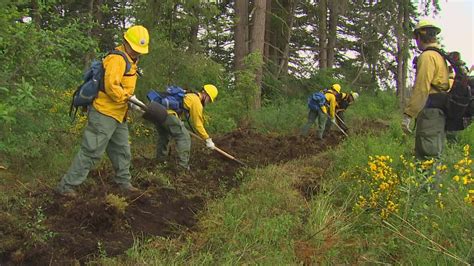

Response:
(369, 162), (377, 171)
(463, 144), (470, 156)
(463, 176), (469, 185)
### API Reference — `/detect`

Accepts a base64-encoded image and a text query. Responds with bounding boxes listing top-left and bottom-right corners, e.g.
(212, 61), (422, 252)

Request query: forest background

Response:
(0, 0), (473, 264)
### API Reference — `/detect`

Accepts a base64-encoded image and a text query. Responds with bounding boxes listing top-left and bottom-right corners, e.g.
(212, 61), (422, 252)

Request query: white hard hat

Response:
(351, 92), (359, 101)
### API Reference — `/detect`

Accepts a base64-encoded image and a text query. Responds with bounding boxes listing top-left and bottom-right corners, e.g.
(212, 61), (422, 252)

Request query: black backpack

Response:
(424, 47), (473, 131)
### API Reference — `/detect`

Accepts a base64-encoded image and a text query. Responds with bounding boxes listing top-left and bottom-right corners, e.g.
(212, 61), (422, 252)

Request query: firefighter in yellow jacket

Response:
(319, 84), (342, 139)
(333, 91), (359, 132)
(302, 84), (342, 139)
(402, 20), (449, 159)
(56, 25), (149, 197)
(156, 84), (218, 170)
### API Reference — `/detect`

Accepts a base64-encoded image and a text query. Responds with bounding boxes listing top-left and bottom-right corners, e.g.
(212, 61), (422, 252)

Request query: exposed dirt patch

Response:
(1, 122), (386, 265)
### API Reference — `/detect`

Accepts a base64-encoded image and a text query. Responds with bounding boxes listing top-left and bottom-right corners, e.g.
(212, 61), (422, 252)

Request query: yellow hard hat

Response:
(332, 83), (341, 93)
(414, 20), (441, 35)
(124, 25), (149, 54)
(203, 84), (218, 102)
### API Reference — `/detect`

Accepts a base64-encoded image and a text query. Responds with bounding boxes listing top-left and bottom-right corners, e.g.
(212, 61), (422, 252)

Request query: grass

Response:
(251, 98), (308, 134)
(99, 164), (307, 265)
(95, 91), (474, 264)
(2, 90), (473, 264)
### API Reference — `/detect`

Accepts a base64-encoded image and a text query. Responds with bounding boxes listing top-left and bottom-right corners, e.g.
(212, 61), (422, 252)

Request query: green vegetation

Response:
(92, 93), (473, 265)
(1, 1), (472, 264)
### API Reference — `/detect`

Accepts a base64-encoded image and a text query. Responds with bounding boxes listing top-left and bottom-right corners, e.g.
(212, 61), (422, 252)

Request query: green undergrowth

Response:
(96, 92), (473, 264)
(2, 90), (473, 264)
(109, 133), (471, 265)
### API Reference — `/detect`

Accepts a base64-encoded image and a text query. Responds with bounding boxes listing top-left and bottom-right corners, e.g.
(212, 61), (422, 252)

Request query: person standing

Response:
(156, 84), (218, 170)
(402, 20), (449, 159)
(56, 25), (150, 197)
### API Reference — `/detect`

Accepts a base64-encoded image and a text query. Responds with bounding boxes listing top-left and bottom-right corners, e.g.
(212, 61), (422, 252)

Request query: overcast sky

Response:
(431, 0), (473, 67)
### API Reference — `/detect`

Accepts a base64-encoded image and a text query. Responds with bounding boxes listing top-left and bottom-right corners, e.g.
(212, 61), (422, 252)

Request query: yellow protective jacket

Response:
(404, 43), (449, 118)
(92, 45), (138, 122)
(322, 92), (338, 119)
(168, 93), (210, 140)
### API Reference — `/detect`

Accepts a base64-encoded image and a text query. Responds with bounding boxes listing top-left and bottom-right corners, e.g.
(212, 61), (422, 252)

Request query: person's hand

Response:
(205, 138), (215, 150)
(402, 114), (412, 134)
(331, 118), (336, 124)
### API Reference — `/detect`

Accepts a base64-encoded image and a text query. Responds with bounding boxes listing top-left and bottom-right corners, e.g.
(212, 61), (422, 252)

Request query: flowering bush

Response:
(452, 145), (473, 205)
(345, 145), (473, 220)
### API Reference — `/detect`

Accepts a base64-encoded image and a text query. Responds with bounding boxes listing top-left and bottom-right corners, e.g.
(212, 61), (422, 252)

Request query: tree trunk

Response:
(250, 0), (267, 109)
(264, 0), (272, 63)
(234, 0), (249, 71)
(318, 0), (328, 69)
(189, 4), (200, 52)
(277, 0), (295, 77)
(395, 0), (409, 106)
(401, 0), (411, 104)
(327, 0), (346, 68)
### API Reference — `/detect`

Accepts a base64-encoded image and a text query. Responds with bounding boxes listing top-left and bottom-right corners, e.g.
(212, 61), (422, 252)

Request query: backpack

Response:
(69, 50), (131, 119)
(424, 47), (473, 131)
(147, 85), (188, 114)
(337, 93), (353, 110)
(308, 92), (326, 111)
(323, 87), (342, 102)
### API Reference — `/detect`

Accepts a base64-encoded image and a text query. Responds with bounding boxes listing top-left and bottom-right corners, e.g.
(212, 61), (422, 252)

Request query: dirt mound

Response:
(2, 127), (379, 265)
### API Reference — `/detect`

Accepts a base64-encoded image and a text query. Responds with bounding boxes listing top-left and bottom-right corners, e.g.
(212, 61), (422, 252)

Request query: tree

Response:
(395, 0), (413, 106)
(234, 0), (249, 71)
(318, 0), (327, 69)
(249, 0), (267, 109)
(326, 0), (347, 68)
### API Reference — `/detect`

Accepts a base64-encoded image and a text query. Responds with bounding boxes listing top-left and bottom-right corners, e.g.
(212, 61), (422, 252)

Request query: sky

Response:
(430, 0), (474, 67)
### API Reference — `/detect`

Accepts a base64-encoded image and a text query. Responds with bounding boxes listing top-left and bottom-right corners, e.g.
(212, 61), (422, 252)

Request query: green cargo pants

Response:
(415, 108), (446, 159)
(156, 115), (191, 169)
(57, 107), (132, 193)
(301, 108), (327, 139)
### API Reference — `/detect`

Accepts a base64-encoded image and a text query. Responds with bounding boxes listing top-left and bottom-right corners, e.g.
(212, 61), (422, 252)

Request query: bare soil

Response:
(0, 121), (386, 265)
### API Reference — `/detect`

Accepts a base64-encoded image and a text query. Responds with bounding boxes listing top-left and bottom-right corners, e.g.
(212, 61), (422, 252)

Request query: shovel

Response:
(320, 106), (349, 137)
(335, 113), (349, 132)
(332, 119), (349, 137)
(325, 113), (349, 137)
(128, 97), (168, 125)
(188, 131), (247, 166)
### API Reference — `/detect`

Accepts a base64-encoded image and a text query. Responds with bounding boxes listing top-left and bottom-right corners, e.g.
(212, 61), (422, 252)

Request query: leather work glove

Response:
(205, 138), (215, 150)
(129, 95), (145, 107)
(128, 102), (144, 114)
(128, 95), (145, 114)
(402, 114), (412, 134)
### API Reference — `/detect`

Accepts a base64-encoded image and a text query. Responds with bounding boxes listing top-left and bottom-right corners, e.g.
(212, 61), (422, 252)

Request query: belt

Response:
(425, 93), (447, 109)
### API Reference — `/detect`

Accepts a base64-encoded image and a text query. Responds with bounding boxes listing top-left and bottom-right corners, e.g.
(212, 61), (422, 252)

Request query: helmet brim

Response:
(124, 36), (149, 54)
